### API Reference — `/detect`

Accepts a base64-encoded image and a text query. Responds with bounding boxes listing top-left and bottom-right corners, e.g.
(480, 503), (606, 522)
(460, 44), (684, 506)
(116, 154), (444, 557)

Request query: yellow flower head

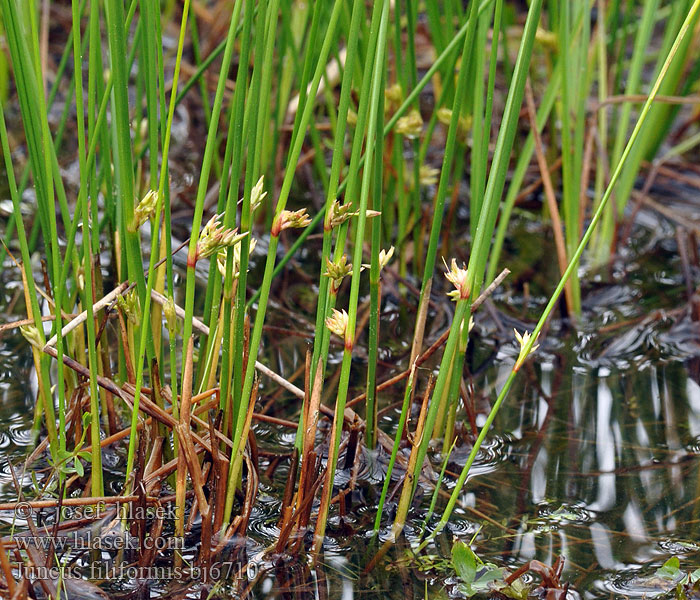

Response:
(130, 189), (159, 231)
(513, 329), (540, 371)
(362, 246), (395, 272)
(419, 165), (440, 186)
(196, 214), (248, 261)
(395, 109), (423, 139)
(443, 258), (470, 301)
(274, 208), (312, 235)
(325, 309), (349, 337)
(217, 237), (257, 279)
(250, 175), (267, 213)
(324, 255), (353, 293)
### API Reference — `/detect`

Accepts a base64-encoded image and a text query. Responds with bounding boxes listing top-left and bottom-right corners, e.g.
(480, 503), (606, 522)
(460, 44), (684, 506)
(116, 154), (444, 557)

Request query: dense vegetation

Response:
(0, 0), (699, 597)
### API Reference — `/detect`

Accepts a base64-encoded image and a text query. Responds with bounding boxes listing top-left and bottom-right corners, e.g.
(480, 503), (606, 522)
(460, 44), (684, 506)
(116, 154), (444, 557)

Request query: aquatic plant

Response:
(0, 0), (699, 596)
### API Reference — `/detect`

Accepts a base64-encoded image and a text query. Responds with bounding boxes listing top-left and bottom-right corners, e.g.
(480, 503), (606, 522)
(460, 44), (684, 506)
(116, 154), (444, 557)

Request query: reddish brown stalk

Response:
(101, 350), (118, 435)
(0, 535), (16, 597)
(525, 80), (574, 315)
(116, 308), (135, 383)
(0, 495), (152, 511)
(459, 377), (479, 438)
(176, 423), (209, 516)
(224, 377), (259, 537)
(210, 411), (227, 537)
(407, 277), (432, 373)
(297, 358), (323, 516)
(150, 359), (165, 438)
(186, 461), (211, 535)
(143, 436), (164, 496)
(276, 447), (299, 552)
(138, 506), (164, 568)
(175, 338), (195, 562)
(312, 399), (342, 556)
(10, 575), (28, 600)
(514, 156), (563, 203)
(237, 451), (259, 538)
(347, 268), (510, 409)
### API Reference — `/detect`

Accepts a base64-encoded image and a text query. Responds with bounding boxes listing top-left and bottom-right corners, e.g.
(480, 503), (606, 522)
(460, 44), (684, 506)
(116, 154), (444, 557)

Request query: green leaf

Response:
(458, 564), (507, 597)
(498, 578), (530, 600)
(657, 557), (683, 581)
(452, 541), (477, 585)
(78, 451), (92, 463)
(74, 458), (84, 477)
(57, 448), (72, 462)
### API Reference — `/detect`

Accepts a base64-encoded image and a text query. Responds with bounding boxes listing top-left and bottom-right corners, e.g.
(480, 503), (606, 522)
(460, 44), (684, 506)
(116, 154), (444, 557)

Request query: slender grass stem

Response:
(313, 0), (390, 551)
(125, 0), (191, 490)
(420, 0), (700, 549)
(71, 0), (103, 496)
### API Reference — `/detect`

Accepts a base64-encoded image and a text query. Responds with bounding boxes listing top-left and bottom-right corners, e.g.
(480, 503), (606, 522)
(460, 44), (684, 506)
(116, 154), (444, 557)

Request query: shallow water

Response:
(1, 199), (699, 598)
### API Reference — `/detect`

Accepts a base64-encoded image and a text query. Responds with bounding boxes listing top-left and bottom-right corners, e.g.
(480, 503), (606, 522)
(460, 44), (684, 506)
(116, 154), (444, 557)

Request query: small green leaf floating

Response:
(452, 541), (505, 597)
(656, 557), (683, 582)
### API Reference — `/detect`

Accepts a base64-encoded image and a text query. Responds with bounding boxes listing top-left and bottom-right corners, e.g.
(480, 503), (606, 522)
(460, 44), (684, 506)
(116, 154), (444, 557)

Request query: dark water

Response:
(1, 195), (700, 599)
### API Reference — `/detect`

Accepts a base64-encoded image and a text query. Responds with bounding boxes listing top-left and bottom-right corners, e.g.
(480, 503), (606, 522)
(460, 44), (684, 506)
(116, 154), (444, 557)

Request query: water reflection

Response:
(468, 355), (700, 597)
(0, 221), (699, 599)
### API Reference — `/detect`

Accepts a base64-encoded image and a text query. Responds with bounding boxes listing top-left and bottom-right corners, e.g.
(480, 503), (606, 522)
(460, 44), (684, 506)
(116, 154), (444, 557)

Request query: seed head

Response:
(129, 189), (159, 231)
(362, 246), (395, 272)
(378, 246), (395, 270)
(117, 289), (141, 325)
(419, 165), (440, 186)
(274, 208), (312, 235)
(163, 295), (180, 335)
(436, 107), (472, 143)
(328, 200), (359, 229)
(395, 109), (423, 139)
(436, 107), (453, 125)
(325, 255), (353, 293)
(250, 176), (267, 213)
(466, 315), (475, 333)
(133, 118), (148, 155)
(325, 309), (349, 338)
(196, 214), (248, 261)
(384, 83), (403, 112)
(20, 324), (43, 349)
(513, 329), (540, 371)
(217, 237), (257, 279)
(443, 258), (470, 301)
(535, 28), (558, 50)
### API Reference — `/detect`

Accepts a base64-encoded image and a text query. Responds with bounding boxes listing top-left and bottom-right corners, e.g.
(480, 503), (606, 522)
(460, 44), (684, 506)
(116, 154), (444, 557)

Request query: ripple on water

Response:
(595, 569), (679, 599)
(656, 316), (700, 358)
(246, 499), (282, 545)
(534, 501), (595, 526)
(448, 435), (511, 477)
(444, 516), (479, 538)
(686, 436), (700, 454)
(658, 538), (700, 554)
(8, 422), (33, 447)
